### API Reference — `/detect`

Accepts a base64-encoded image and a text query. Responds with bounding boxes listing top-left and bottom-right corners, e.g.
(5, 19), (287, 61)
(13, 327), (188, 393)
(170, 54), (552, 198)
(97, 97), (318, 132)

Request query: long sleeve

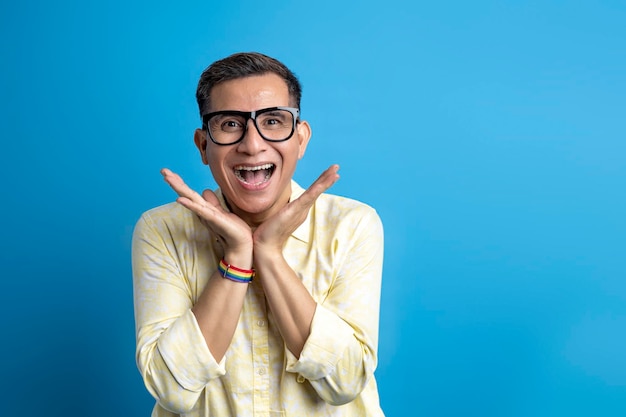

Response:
(132, 190), (385, 416)
(132, 207), (224, 413)
(284, 201), (384, 406)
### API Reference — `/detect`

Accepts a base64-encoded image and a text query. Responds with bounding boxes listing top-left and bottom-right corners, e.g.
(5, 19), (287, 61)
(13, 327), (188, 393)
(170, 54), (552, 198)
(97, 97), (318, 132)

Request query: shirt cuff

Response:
(285, 303), (354, 380)
(157, 309), (226, 391)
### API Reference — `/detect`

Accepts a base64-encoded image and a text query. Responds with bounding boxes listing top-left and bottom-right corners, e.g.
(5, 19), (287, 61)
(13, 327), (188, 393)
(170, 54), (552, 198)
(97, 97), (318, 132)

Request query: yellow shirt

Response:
(132, 181), (385, 416)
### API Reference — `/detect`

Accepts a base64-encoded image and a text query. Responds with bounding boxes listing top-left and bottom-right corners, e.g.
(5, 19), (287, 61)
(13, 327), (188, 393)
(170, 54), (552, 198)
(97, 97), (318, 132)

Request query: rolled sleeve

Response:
(285, 304), (354, 379)
(138, 310), (225, 413)
(157, 309), (226, 391)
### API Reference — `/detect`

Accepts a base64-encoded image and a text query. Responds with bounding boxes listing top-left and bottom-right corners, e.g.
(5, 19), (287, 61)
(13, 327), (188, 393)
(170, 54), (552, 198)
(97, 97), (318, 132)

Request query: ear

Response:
(194, 129), (209, 165)
(295, 120), (312, 160)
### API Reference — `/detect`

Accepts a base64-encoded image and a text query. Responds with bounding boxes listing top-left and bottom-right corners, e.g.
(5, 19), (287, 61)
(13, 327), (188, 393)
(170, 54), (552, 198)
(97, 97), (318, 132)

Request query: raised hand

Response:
(161, 168), (253, 265)
(253, 164), (340, 256)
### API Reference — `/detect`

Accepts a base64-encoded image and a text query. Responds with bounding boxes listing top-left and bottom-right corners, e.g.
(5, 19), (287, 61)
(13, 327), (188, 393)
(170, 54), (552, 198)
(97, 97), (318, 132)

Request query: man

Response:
(132, 52), (385, 416)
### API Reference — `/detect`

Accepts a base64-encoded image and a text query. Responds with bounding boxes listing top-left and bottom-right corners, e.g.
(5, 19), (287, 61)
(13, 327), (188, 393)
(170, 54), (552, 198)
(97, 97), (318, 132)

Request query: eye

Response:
(258, 111), (290, 129)
(210, 115), (245, 132)
(222, 119), (243, 130)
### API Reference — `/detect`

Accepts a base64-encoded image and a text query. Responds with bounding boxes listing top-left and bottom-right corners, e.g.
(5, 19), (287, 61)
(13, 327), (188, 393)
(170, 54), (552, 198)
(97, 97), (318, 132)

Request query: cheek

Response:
(282, 146), (303, 170)
(206, 150), (229, 175)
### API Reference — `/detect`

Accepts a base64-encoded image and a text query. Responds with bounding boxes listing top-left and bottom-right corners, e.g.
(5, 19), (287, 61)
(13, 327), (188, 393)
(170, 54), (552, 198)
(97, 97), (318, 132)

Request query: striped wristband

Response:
(218, 259), (255, 283)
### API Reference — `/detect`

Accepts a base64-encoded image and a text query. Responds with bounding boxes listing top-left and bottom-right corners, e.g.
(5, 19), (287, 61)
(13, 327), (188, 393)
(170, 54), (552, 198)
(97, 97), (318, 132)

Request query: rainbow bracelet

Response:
(218, 259), (255, 283)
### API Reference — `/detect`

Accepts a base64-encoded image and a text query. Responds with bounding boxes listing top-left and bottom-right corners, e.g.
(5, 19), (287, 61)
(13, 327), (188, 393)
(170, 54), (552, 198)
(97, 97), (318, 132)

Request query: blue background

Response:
(1, 1), (625, 416)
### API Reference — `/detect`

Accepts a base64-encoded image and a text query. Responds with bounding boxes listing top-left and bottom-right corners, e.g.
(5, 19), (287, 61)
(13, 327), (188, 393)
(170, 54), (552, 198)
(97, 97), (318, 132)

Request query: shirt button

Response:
(258, 368), (266, 375)
(257, 320), (265, 327)
(296, 374), (306, 384)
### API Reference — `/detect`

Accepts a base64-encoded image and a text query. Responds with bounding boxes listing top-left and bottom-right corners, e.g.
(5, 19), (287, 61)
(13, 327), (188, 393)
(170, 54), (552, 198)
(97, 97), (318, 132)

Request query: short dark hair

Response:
(196, 52), (302, 117)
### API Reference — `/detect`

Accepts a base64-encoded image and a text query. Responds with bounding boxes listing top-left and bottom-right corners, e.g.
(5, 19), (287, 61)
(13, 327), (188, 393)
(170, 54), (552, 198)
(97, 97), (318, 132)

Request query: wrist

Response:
(223, 249), (253, 271)
(253, 245), (284, 266)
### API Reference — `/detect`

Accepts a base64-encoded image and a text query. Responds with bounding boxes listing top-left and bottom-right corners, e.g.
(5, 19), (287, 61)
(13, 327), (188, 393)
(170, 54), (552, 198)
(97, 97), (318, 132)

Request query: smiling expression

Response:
(194, 73), (311, 227)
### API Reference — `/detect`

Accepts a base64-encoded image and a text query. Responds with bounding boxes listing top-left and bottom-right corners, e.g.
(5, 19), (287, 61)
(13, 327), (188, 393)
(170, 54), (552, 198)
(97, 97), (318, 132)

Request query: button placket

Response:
(250, 279), (270, 412)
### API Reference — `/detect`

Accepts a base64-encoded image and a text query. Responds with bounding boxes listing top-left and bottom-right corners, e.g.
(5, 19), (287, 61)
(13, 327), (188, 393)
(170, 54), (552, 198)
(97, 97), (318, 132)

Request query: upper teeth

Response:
(235, 163), (274, 171)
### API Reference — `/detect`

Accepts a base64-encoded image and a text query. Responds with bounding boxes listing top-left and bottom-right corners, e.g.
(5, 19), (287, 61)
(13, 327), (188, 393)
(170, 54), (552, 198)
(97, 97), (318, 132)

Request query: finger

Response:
(317, 164), (340, 188)
(176, 195), (219, 217)
(161, 168), (194, 196)
(179, 189), (234, 230)
(184, 189), (226, 219)
(298, 164), (340, 206)
(161, 168), (206, 205)
(162, 169), (239, 234)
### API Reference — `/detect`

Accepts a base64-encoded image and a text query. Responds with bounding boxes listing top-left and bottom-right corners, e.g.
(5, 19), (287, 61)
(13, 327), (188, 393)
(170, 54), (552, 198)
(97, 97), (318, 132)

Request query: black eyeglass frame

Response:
(202, 106), (300, 146)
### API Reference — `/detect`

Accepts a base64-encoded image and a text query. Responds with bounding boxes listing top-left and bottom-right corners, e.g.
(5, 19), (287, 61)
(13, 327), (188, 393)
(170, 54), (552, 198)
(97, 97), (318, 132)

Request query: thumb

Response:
(201, 189), (221, 208)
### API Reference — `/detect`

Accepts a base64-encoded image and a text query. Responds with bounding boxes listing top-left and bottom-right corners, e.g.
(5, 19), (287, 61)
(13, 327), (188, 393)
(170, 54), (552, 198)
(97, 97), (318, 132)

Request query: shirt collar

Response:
(215, 180), (310, 243)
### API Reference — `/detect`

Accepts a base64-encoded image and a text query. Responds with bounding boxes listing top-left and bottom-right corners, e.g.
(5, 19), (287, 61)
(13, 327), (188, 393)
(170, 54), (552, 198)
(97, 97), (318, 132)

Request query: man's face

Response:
(194, 73), (311, 226)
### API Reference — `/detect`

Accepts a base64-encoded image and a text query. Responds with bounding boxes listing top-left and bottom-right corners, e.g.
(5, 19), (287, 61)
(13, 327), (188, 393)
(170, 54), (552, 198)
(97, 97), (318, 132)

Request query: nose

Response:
(236, 118), (267, 155)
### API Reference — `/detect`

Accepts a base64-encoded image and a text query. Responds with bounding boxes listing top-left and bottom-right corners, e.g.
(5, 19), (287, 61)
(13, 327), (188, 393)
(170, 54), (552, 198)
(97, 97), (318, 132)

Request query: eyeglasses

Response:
(202, 106), (300, 146)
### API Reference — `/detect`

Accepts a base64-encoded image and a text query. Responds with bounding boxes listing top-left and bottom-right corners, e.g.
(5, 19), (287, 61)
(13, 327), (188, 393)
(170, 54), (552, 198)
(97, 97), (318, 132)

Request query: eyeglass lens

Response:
(208, 109), (295, 144)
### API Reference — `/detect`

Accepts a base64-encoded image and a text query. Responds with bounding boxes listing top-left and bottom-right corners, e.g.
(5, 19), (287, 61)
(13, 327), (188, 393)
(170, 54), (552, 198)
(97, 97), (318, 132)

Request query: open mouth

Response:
(234, 163), (276, 186)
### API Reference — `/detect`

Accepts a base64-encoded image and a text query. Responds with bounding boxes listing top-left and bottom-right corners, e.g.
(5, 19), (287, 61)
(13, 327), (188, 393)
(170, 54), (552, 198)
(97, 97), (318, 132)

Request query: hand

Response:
(161, 168), (253, 266)
(253, 164), (340, 257)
